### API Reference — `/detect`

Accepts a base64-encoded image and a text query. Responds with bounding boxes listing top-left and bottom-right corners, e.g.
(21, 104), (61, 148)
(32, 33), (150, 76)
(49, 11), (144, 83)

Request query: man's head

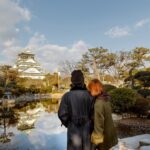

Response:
(71, 70), (84, 85)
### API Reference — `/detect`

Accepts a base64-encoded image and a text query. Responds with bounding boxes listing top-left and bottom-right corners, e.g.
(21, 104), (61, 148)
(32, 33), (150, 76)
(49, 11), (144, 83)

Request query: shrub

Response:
(109, 88), (136, 113)
(137, 89), (150, 98)
(131, 96), (149, 117)
(103, 84), (117, 93)
(134, 71), (150, 88)
(41, 86), (52, 93)
(0, 87), (4, 98)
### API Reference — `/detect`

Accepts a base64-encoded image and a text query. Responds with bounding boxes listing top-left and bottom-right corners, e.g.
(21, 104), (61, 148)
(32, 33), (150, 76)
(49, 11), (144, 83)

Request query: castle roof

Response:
(19, 49), (34, 56)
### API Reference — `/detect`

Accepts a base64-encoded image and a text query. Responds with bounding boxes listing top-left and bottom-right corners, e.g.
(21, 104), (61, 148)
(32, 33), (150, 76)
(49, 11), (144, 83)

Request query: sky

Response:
(0, 0), (150, 72)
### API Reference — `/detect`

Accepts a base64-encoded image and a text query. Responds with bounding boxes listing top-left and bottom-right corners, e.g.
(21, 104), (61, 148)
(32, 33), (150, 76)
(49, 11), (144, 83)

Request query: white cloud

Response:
(3, 38), (17, 47)
(105, 26), (130, 38)
(27, 33), (47, 48)
(0, 1), (87, 72)
(24, 26), (31, 33)
(0, 0), (31, 41)
(105, 18), (150, 38)
(1, 33), (88, 72)
(0, 0), (31, 66)
(15, 28), (20, 33)
(28, 35), (88, 71)
(135, 18), (150, 27)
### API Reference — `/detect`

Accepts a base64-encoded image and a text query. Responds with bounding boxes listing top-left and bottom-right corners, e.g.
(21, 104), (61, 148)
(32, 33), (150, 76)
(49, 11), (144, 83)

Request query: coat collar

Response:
(70, 84), (87, 91)
(97, 92), (110, 101)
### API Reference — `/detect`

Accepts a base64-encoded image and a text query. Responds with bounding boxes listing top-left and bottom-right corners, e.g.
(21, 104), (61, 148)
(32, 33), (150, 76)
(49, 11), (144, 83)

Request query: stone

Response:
(140, 146), (150, 150)
(139, 139), (150, 147)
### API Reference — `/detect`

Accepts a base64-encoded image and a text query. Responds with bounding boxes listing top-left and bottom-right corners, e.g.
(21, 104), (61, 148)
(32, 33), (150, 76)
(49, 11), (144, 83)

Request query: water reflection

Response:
(0, 99), (67, 150)
(0, 108), (17, 144)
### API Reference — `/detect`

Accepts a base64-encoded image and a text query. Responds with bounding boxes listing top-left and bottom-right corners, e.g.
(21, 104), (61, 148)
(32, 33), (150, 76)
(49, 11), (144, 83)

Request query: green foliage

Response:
(0, 87), (4, 98)
(103, 84), (116, 93)
(109, 88), (136, 113)
(41, 86), (52, 93)
(124, 47), (150, 88)
(80, 47), (109, 79)
(28, 103), (36, 109)
(29, 85), (40, 94)
(0, 76), (5, 87)
(134, 71), (150, 88)
(131, 96), (149, 117)
(44, 73), (61, 87)
(137, 89), (150, 98)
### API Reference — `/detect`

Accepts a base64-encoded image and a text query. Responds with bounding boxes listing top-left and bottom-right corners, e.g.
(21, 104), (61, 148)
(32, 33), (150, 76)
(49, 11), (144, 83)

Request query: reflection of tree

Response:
(0, 108), (17, 143)
(17, 102), (45, 131)
(41, 99), (59, 113)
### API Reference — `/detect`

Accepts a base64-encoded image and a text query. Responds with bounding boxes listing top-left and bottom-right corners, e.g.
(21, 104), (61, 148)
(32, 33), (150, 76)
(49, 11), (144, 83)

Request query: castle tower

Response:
(14, 50), (45, 79)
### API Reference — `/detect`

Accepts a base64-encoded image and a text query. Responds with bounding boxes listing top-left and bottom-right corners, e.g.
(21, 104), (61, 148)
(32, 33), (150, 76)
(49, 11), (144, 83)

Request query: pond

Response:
(0, 100), (67, 150)
(0, 99), (149, 150)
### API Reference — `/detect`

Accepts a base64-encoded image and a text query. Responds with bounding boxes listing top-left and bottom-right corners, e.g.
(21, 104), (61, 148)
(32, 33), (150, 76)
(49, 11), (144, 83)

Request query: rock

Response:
(17, 124), (34, 131)
(112, 114), (122, 121)
(139, 139), (150, 146)
(140, 146), (150, 150)
(112, 134), (150, 150)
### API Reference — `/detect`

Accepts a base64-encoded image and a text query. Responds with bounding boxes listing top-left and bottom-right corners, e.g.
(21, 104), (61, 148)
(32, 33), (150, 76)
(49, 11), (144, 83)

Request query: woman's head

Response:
(88, 79), (103, 96)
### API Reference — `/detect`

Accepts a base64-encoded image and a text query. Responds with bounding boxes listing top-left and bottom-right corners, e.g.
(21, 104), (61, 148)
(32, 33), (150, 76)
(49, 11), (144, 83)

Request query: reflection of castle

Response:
(14, 50), (45, 79)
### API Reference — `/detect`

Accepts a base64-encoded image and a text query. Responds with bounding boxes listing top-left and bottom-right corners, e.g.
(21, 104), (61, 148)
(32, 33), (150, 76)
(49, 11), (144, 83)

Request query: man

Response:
(58, 70), (93, 150)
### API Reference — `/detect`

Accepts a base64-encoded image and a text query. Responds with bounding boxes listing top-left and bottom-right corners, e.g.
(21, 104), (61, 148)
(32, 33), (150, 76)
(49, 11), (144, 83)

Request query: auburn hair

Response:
(88, 79), (104, 95)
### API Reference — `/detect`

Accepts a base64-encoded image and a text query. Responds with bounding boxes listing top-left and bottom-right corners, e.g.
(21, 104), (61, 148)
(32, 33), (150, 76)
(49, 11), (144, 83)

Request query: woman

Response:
(88, 79), (118, 150)
(58, 70), (93, 150)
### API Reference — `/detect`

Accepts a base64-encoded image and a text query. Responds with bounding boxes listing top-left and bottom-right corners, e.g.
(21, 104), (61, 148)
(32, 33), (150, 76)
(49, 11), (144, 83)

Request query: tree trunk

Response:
(93, 59), (100, 80)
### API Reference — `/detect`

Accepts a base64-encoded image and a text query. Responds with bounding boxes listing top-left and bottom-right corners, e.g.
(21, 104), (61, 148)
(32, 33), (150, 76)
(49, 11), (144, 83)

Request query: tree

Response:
(80, 48), (133, 85)
(44, 73), (62, 88)
(60, 60), (77, 76)
(101, 51), (130, 85)
(0, 87), (4, 98)
(0, 65), (12, 88)
(80, 47), (108, 80)
(76, 60), (91, 82)
(109, 88), (136, 113)
(103, 84), (116, 93)
(134, 71), (150, 98)
(125, 47), (150, 88)
(112, 51), (130, 82)
(0, 65), (19, 96)
(134, 71), (150, 88)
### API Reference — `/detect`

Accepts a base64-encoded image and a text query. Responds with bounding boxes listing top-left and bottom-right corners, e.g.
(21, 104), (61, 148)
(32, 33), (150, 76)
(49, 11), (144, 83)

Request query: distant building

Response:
(14, 50), (45, 79)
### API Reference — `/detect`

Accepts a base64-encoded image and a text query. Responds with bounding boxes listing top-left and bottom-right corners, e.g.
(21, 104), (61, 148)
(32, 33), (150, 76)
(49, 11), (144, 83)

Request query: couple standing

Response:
(58, 70), (118, 150)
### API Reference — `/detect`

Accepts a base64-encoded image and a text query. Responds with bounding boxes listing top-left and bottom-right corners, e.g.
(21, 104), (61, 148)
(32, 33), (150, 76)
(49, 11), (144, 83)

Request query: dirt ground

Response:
(115, 118), (150, 138)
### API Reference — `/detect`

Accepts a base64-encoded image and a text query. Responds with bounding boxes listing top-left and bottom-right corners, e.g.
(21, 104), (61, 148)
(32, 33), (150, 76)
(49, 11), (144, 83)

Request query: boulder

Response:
(140, 146), (150, 150)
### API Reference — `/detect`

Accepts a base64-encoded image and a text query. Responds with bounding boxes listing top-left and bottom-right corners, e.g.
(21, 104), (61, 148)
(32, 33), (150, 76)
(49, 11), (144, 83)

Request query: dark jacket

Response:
(91, 94), (118, 150)
(58, 87), (93, 150)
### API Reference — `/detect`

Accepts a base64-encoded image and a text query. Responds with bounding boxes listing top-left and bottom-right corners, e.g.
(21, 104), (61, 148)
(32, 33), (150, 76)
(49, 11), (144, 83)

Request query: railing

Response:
(16, 94), (53, 102)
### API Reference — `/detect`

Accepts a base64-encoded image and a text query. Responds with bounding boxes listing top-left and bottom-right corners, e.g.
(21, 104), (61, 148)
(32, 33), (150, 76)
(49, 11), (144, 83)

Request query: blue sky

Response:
(0, 0), (150, 71)
(19, 0), (150, 49)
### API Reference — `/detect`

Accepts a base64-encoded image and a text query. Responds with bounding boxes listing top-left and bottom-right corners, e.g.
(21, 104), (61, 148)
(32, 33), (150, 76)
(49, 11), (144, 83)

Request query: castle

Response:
(13, 50), (45, 79)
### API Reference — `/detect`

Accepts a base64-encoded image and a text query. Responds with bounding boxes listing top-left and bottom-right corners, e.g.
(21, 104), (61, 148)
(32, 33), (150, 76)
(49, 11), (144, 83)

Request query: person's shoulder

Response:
(95, 95), (109, 106)
(96, 95), (111, 109)
(83, 90), (91, 95)
(97, 93), (110, 101)
(62, 91), (70, 99)
(95, 98), (104, 107)
(83, 90), (94, 98)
